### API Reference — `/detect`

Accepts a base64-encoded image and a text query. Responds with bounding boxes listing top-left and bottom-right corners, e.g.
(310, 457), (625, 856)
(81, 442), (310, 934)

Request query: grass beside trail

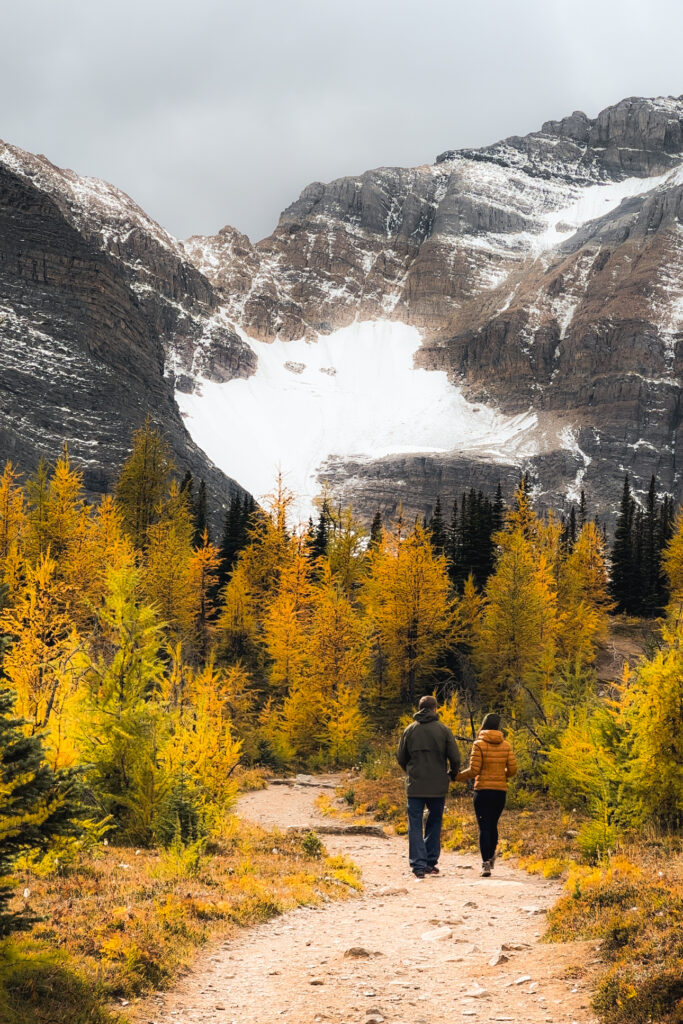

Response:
(322, 769), (682, 1024)
(0, 816), (361, 1024)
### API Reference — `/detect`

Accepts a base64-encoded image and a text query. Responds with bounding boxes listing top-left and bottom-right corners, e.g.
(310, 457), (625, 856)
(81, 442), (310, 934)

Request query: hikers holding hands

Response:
(457, 712), (517, 876)
(398, 700), (517, 879)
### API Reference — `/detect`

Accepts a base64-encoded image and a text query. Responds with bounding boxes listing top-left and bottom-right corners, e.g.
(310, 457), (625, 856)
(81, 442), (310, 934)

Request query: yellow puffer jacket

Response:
(456, 729), (517, 791)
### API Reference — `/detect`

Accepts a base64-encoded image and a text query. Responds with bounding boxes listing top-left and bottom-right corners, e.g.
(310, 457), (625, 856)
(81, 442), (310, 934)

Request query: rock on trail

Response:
(134, 776), (601, 1024)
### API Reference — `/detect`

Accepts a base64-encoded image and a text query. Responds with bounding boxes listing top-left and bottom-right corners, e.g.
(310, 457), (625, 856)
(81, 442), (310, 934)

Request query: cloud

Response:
(1, 0), (681, 241)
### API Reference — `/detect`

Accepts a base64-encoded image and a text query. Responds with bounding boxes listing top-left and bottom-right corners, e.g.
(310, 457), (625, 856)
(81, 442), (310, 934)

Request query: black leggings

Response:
(473, 789), (506, 862)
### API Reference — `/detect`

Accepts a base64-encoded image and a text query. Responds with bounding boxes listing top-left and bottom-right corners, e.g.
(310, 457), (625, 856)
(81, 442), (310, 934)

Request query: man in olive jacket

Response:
(397, 695), (461, 878)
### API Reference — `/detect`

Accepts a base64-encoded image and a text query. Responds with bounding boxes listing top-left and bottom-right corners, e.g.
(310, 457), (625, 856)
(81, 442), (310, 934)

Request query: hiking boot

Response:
(480, 860), (491, 877)
(413, 870), (426, 880)
(426, 865), (440, 875)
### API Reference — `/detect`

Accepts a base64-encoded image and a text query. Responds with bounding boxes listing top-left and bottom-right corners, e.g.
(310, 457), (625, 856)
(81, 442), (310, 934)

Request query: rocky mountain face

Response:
(184, 95), (683, 522)
(0, 141), (254, 515)
(1, 95), (682, 526)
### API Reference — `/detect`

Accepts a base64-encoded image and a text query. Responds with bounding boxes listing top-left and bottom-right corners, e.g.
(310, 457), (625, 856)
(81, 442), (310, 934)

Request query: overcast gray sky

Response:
(2, 0), (681, 242)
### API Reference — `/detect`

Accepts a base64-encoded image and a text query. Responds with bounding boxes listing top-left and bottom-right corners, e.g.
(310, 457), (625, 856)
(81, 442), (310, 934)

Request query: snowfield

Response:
(176, 320), (539, 520)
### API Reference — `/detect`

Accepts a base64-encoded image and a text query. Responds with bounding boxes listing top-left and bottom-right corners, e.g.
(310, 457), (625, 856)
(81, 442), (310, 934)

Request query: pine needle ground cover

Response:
(0, 820), (360, 1024)
(329, 771), (682, 1024)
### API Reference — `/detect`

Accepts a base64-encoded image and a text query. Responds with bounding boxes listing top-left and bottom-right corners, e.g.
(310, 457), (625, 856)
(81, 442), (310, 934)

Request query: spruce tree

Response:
(610, 474), (635, 612)
(567, 505), (577, 549)
(492, 482), (505, 535)
(641, 476), (659, 617)
(0, 687), (82, 934)
(218, 493), (256, 586)
(579, 489), (587, 530)
(427, 496), (447, 555)
(311, 498), (332, 561)
(180, 470), (194, 501)
(369, 509), (383, 548)
(194, 479), (208, 547)
(0, 599), (81, 934)
(631, 504), (645, 615)
(447, 498), (461, 588)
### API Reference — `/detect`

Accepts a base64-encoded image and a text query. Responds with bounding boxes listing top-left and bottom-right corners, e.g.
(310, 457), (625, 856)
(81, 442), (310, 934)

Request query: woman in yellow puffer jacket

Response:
(456, 713), (517, 877)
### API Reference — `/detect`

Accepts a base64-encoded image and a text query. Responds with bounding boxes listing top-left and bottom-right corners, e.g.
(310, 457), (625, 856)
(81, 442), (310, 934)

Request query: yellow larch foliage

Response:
(187, 531), (222, 659)
(303, 568), (369, 764)
(0, 552), (84, 765)
(535, 509), (565, 587)
(662, 511), (683, 606)
(325, 507), (368, 595)
(62, 495), (136, 631)
(24, 447), (85, 572)
(363, 520), (456, 704)
(622, 610), (683, 828)
(306, 568), (368, 693)
(142, 480), (196, 642)
(499, 477), (538, 545)
(557, 521), (612, 663)
(163, 659), (243, 816)
(230, 487), (292, 621)
(456, 573), (484, 655)
(216, 563), (259, 662)
(0, 462), (26, 588)
(115, 417), (175, 549)
(43, 445), (85, 563)
(280, 677), (328, 761)
(262, 544), (313, 692)
(326, 684), (367, 766)
(475, 528), (558, 714)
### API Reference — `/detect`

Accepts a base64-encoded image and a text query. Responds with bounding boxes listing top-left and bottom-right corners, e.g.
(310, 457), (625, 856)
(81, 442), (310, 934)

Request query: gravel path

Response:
(135, 777), (601, 1024)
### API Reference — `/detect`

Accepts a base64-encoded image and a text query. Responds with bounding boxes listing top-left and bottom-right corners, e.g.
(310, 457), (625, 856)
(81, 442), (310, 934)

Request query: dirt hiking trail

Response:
(136, 777), (601, 1024)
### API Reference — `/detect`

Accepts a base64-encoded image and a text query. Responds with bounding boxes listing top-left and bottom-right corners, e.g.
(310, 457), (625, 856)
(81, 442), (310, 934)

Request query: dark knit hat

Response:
(481, 712), (501, 731)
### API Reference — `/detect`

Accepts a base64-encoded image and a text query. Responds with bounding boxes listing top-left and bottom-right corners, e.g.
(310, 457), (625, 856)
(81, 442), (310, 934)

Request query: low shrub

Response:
(548, 859), (683, 1024)
(8, 818), (359, 1021)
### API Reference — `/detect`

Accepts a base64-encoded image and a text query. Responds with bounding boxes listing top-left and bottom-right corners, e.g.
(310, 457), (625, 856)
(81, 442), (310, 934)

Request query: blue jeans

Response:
(407, 796), (445, 873)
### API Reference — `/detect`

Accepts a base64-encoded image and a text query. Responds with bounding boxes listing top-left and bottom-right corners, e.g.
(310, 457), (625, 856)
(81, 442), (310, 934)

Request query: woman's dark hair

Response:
(481, 713), (501, 731)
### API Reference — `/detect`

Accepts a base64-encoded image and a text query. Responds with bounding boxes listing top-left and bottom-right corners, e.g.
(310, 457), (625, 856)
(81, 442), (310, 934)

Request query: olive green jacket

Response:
(397, 710), (461, 798)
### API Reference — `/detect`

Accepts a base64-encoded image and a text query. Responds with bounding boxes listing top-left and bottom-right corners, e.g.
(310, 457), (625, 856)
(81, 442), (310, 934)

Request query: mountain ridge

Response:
(1, 94), (682, 524)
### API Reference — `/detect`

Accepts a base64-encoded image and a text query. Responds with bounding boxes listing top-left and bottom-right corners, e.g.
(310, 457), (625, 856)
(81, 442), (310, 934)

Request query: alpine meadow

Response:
(0, 418), (680, 1023)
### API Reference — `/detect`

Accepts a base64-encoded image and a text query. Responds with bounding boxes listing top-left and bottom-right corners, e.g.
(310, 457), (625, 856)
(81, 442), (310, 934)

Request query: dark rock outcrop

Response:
(0, 148), (251, 517)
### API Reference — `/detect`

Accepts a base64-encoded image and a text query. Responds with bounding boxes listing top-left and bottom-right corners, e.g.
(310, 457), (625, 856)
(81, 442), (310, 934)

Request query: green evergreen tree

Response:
(567, 505), (577, 549)
(610, 475), (635, 612)
(194, 480), (208, 547)
(447, 499), (461, 587)
(311, 498), (332, 561)
(641, 475), (660, 617)
(116, 419), (175, 549)
(369, 510), (383, 548)
(427, 496), (447, 555)
(219, 495), (243, 587)
(0, 596), (82, 934)
(179, 470), (194, 501)
(578, 489), (587, 530)
(492, 482), (505, 535)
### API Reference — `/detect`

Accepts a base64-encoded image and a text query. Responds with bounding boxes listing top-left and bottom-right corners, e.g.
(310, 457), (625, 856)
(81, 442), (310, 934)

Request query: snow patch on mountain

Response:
(176, 320), (540, 520)
(536, 169), (676, 251)
(560, 426), (593, 503)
